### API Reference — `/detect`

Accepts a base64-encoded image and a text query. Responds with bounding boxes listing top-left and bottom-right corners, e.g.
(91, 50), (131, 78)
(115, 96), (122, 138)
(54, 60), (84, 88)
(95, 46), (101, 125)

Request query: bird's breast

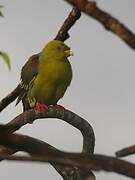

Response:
(39, 59), (72, 84)
(29, 59), (72, 105)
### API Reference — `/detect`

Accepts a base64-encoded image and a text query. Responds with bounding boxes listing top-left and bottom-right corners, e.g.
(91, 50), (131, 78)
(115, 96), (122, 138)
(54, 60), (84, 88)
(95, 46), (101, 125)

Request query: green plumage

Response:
(21, 53), (39, 86)
(17, 40), (72, 109)
(16, 53), (39, 108)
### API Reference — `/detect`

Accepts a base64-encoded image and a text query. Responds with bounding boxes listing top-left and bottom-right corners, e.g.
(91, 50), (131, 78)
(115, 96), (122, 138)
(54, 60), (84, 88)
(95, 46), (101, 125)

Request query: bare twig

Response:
(0, 84), (22, 112)
(55, 7), (81, 41)
(116, 145), (135, 158)
(64, 0), (135, 50)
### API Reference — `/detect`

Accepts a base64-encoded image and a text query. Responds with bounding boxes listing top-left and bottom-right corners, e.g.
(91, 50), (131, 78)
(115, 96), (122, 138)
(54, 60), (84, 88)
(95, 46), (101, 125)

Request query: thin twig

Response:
(55, 7), (81, 41)
(64, 0), (135, 50)
(116, 145), (135, 157)
(0, 84), (22, 112)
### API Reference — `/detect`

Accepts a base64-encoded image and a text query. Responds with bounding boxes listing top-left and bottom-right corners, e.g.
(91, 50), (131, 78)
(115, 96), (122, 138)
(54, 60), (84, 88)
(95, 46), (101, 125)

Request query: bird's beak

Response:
(65, 49), (74, 57)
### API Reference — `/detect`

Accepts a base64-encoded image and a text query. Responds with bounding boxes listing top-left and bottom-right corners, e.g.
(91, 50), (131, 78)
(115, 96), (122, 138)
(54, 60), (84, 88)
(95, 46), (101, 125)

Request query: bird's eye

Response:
(57, 46), (62, 51)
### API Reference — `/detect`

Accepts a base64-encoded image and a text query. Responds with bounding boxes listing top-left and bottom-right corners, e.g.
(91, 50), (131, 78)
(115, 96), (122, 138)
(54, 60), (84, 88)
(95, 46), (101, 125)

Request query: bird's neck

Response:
(40, 53), (67, 62)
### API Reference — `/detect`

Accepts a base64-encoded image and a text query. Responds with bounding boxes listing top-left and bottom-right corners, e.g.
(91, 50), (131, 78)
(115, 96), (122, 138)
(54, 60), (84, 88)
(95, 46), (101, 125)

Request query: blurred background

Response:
(0, 0), (135, 179)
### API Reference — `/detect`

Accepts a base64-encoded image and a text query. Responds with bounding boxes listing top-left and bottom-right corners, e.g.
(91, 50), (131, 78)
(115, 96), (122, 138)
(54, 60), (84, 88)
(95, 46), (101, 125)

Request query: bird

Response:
(17, 40), (73, 112)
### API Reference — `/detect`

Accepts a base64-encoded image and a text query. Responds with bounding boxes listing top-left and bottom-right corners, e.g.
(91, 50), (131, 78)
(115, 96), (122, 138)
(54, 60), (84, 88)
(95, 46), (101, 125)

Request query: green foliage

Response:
(0, 51), (11, 70)
(0, 5), (11, 70)
(0, 5), (4, 17)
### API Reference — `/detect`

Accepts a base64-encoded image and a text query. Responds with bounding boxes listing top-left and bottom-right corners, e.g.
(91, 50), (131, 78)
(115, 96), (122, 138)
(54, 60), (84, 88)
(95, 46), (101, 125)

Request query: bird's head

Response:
(42, 40), (73, 60)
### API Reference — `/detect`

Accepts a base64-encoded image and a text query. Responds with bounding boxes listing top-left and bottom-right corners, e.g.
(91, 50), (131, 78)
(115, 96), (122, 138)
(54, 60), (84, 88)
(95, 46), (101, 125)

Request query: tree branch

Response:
(0, 133), (134, 179)
(0, 133), (95, 180)
(3, 154), (134, 179)
(0, 133), (73, 180)
(1, 154), (134, 178)
(55, 7), (81, 41)
(116, 144), (135, 158)
(0, 84), (22, 112)
(0, 108), (95, 179)
(64, 0), (135, 50)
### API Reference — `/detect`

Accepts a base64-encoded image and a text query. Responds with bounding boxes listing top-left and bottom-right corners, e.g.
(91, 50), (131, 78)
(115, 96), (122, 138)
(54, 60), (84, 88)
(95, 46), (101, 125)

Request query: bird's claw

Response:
(35, 102), (65, 112)
(35, 102), (48, 112)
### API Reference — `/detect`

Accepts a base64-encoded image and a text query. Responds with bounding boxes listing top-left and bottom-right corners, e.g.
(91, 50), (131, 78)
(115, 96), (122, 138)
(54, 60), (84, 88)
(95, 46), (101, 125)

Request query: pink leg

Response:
(35, 102), (48, 112)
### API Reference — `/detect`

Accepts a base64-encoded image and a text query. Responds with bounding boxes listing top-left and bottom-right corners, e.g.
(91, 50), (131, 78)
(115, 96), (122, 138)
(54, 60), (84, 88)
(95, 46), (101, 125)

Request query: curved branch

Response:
(0, 108), (95, 154)
(0, 108), (95, 179)
(64, 0), (135, 50)
(116, 144), (135, 157)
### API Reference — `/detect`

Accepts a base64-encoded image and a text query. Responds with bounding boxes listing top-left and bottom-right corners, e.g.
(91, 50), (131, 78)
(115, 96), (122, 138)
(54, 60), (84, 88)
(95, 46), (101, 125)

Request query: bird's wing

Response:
(16, 53), (40, 105)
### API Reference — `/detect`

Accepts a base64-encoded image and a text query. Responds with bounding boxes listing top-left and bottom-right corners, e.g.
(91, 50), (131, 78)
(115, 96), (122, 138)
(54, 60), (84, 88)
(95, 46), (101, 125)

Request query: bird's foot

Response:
(35, 102), (48, 112)
(52, 104), (65, 111)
